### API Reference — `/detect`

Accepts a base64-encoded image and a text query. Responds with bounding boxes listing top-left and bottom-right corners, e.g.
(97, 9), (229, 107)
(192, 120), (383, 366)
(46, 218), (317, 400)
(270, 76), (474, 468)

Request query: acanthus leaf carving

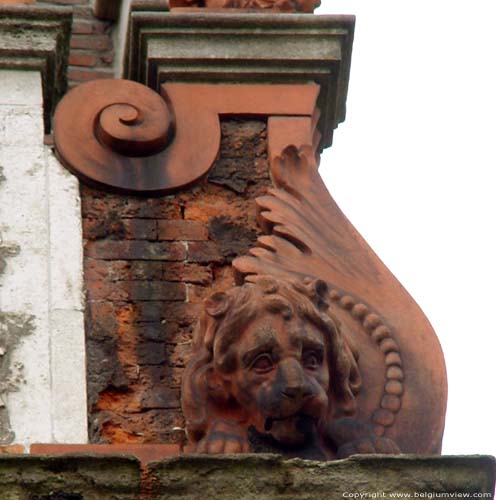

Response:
(231, 139), (446, 455)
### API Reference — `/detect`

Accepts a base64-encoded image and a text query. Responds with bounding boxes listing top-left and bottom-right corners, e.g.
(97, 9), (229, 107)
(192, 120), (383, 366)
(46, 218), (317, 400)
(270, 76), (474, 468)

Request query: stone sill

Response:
(0, 453), (493, 499)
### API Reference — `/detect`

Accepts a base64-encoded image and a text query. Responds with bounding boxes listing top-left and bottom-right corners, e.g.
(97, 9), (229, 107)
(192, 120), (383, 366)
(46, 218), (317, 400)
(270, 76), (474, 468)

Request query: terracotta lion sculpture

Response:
(181, 276), (400, 459)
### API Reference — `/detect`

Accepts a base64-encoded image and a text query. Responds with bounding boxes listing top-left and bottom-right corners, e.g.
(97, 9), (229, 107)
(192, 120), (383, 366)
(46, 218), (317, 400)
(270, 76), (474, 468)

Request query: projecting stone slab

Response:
(124, 8), (354, 148)
(1, 454), (493, 498)
(147, 454), (496, 500)
(0, 455), (141, 500)
(0, 5), (72, 130)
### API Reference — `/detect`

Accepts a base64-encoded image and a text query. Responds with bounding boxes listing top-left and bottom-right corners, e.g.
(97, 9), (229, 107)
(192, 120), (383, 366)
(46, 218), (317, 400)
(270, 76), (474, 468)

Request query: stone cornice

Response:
(124, 10), (355, 149)
(0, 5), (72, 131)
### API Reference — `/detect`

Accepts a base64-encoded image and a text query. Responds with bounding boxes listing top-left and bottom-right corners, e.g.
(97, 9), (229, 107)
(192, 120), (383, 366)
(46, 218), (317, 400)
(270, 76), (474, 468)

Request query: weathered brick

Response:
(0, 444), (24, 455)
(72, 20), (93, 34)
(136, 342), (166, 365)
(140, 387), (180, 410)
(70, 34), (112, 51)
(83, 120), (268, 445)
(86, 281), (129, 301)
(69, 68), (114, 82)
(87, 302), (117, 338)
(134, 302), (166, 322)
(85, 259), (111, 281)
(186, 241), (223, 263)
(167, 342), (192, 367)
(123, 281), (186, 301)
(187, 284), (208, 304)
(162, 262), (212, 285)
(128, 261), (163, 281)
(157, 220), (208, 241)
(46, 0), (86, 4)
(72, 5), (94, 19)
(83, 215), (125, 240)
(134, 322), (171, 342)
(81, 189), (182, 219)
(123, 219), (157, 240)
(85, 241), (186, 261)
(69, 51), (97, 67)
(72, 19), (108, 34)
(100, 52), (114, 65)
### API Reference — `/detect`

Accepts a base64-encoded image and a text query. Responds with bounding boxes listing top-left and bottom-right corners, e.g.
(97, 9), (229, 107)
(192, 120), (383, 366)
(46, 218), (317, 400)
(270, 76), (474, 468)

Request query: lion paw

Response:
(336, 436), (400, 459)
(196, 419), (250, 454)
(326, 417), (401, 458)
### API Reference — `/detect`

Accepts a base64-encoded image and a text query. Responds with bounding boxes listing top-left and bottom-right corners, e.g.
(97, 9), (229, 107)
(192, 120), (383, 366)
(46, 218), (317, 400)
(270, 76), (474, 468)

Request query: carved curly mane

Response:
(181, 276), (361, 444)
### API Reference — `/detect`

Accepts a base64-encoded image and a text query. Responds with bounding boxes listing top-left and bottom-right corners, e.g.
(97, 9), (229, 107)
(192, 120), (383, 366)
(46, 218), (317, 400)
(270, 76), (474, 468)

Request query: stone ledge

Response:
(148, 454), (496, 500)
(124, 10), (354, 149)
(0, 454), (493, 499)
(0, 5), (72, 130)
(0, 454), (141, 499)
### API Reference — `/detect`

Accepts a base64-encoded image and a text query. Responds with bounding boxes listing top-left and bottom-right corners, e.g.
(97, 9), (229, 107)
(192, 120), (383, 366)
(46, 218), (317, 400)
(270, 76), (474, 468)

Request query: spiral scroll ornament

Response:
(53, 80), (177, 194)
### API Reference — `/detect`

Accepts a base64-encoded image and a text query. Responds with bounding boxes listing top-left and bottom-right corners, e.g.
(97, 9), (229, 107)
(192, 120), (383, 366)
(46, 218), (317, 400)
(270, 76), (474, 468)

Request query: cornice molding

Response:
(0, 5), (72, 131)
(124, 10), (354, 149)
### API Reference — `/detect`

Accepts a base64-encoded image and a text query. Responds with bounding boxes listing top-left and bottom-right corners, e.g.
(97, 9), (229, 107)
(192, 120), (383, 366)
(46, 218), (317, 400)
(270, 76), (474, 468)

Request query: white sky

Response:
(316, 0), (496, 456)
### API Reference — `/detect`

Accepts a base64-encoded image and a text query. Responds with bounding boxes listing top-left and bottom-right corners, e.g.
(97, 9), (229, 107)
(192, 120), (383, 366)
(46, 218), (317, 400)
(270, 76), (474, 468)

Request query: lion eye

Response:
(251, 354), (273, 373)
(303, 352), (321, 370)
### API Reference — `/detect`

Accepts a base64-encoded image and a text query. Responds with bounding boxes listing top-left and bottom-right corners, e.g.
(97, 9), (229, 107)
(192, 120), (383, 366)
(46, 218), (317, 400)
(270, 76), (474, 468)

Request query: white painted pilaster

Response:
(0, 69), (87, 448)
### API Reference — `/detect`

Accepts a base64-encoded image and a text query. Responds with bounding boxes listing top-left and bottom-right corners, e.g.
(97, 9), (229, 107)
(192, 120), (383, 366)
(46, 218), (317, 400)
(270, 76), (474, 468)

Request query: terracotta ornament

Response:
(52, 75), (446, 457)
(182, 275), (400, 459)
(53, 81), (320, 194)
(169, 0), (321, 12)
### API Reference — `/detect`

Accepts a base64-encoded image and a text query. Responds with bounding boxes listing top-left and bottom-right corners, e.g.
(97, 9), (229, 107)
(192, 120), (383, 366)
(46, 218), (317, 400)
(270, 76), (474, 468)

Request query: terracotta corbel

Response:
(53, 80), (320, 194)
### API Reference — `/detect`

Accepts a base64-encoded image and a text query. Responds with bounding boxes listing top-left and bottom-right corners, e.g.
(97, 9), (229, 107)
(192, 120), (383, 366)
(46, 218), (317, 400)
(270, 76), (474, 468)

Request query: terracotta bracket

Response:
(53, 80), (321, 194)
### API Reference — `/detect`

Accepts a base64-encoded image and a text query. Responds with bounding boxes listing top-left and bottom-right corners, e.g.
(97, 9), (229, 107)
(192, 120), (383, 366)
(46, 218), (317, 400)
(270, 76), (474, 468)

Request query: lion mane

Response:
(181, 275), (361, 445)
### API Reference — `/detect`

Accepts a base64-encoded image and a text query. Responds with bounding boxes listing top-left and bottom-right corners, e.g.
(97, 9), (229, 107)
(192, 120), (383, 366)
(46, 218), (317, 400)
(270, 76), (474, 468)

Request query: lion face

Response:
(226, 310), (330, 446)
(181, 276), (361, 454)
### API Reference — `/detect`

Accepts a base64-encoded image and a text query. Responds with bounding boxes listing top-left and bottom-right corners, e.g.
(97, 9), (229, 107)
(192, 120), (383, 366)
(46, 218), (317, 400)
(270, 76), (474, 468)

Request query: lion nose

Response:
(279, 359), (314, 403)
(282, 386), (313, 401)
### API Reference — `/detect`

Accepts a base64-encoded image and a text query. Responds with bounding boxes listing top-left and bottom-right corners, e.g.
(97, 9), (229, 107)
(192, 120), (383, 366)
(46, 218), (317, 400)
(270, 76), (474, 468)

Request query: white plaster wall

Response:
(0, 70), (87, 449)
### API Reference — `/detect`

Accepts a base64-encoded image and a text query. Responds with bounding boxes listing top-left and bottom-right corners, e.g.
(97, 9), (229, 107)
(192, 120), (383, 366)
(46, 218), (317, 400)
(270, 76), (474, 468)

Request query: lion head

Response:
(181, 276), (361, 455)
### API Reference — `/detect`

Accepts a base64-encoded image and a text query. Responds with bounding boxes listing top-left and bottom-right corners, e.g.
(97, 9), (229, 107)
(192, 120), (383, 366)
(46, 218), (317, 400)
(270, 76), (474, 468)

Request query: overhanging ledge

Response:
(124, 10), (355, 149)
(0, 5), (72, 131)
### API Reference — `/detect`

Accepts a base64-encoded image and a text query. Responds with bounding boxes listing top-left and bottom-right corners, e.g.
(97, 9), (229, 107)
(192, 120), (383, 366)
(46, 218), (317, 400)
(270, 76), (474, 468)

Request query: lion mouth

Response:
(264, 413), (317, 437)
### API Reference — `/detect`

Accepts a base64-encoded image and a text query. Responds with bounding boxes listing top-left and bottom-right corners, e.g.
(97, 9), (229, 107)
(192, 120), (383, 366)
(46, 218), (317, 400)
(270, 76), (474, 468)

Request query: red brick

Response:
(85, 259), (112, 281)
(86, 281), (129, 301)
(187, 284), (208, 303)
(70, 34), (112, 51)
(123, 281), (186, 301)
(136, 342), (166, 365)
(0, 444), (25, 454)
(68, 68), (114, 82)
(135, 302), (167, 322)
(29, 444), (180, 465)
(85, 241), (186, 261)
(163, 262), (212, 285)
(157, 220), (208, 241)
(72, 20), (108, 34)
(85, 259), (132, 281)
(72, 20), (93, 34)
(81, 191), (182, 219)
(186, 241), (222, 263)
(46, 0), (87, 4)
(141, 387), (180, 410)
(123, 219), (157, 240)
(69, 52), (97, 67)
(129, 261), (163, 281)
(72, 6), (94, 19)
(100, 52), (114, 65)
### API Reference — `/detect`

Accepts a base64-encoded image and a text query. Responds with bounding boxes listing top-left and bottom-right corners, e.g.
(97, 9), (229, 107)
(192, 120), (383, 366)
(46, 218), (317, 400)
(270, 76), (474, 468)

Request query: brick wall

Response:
(82, 120), (270, 444)
(39, 0), (115, 87)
